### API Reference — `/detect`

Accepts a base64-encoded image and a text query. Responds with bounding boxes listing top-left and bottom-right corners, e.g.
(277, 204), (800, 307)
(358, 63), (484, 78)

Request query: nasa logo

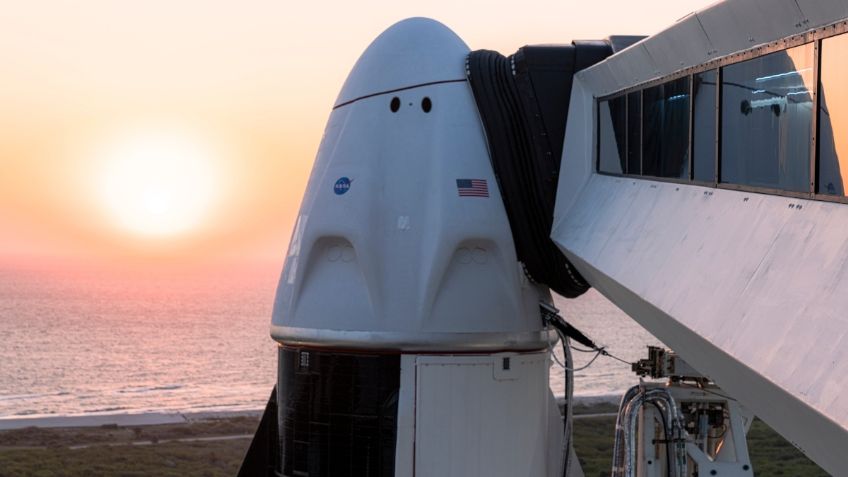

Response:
(334, 177), (351, 195)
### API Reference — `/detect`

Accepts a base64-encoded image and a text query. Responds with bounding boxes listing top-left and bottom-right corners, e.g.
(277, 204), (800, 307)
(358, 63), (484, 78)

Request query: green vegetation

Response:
(0, 440), (248, 477)
(572, 415), (830, 477)
(0, 417), (257, 477)
(572, 413), (618, 476)
(743, 419), (830, 477)
(0, 412), (830, 476)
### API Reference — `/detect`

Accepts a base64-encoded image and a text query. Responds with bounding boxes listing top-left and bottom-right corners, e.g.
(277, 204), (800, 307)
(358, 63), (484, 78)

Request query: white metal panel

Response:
(413, 353), (554, 477)
(601, 44), (659, 96)
(565, 250), (848, 475)
(553, 78), (594, 221)
(578, 0), (848, 98)
(552, 174), (848, 474)
(641, 14), (715, 77)
(795, 0), (848, 29)
(696, 0), (806, 57)
(554, 2), (848, 472)
(581, 60), (619, 100)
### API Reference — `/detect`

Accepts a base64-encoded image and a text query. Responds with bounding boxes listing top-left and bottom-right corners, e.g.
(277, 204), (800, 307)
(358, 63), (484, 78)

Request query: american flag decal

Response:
(456, 179), (489, 198)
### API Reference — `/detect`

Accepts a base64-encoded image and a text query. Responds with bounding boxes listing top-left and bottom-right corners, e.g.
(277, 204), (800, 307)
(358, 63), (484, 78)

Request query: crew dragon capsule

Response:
(234, 2), (848, 474)
(255, 18), (615, 477)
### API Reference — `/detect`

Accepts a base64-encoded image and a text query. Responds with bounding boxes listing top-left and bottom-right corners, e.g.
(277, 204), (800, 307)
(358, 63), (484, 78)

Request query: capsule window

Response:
(390, 97), (400, 112)
(421, 97), (432, 113)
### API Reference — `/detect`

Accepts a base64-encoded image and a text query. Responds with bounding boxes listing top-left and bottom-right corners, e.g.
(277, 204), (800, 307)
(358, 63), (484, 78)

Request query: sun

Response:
(97, 131), (221, 237)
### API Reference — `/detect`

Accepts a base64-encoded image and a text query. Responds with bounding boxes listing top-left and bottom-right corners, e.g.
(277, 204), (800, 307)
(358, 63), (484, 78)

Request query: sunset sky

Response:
(0, 0), (714, 272)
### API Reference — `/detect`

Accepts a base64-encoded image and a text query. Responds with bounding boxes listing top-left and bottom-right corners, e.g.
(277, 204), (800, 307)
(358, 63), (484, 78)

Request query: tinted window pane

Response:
(721, 44), (813, 192)
(627, 92), (642, 174)
(693, 70), (717, 182)
(598, 96), (627, 174)
(819, 34), (848, 196)
(643, 77), (691, 179)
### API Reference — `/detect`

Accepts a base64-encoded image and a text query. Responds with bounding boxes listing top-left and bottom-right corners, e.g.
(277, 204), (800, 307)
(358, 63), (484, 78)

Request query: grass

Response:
(571, 415), (830, 477)
(0, 411), (830, 476)
(0, 440), (248, 477)
(0, 417), (257, 477)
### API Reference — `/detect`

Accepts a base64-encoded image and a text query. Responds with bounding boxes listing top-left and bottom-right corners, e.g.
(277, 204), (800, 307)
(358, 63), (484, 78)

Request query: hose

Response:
(466, 44), (616, 298)
(613, 386), (687, 477)
(560, 333), (573, 476)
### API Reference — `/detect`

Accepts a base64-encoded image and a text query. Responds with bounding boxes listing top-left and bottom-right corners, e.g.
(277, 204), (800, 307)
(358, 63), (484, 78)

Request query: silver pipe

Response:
(625, 394), (644, 476)
(613, 386), (689, 477)
(612, 385), (641, 476)
(563, 337), (574, 474)
(640, 389), (687, 477)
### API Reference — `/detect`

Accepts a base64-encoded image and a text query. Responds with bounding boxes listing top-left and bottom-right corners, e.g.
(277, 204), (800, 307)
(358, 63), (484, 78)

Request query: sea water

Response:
(0, 265), (660, 418)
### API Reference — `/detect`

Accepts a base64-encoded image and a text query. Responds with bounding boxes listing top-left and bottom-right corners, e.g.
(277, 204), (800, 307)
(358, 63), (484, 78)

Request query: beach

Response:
(0, 268), (830, 475)
(0, 270), (830, 476)
(0, 412), (258, 477)
(0, 398), (829, 477)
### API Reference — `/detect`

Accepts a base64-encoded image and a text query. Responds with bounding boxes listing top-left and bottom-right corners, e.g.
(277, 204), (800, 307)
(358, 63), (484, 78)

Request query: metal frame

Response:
(597, 20), (848, 102)
(595, 99), (601, 173)
(633, 386), (754, 477)
(601, 77), (693, 181)
(638, 90), (643, 176)
(688, 72), (695, 181)
(624, 90), (643, 175)
(595, 18), (848, 205)
(812, 38), (822, 195)
(270, 325), (557, 352)
(624, 91), (630, 175)
(715, 67), (722, 185)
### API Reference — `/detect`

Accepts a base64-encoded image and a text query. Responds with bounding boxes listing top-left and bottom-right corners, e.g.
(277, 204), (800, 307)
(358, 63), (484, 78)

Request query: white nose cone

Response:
(334, 18), (469, 107)
(272, 18), (549, 351)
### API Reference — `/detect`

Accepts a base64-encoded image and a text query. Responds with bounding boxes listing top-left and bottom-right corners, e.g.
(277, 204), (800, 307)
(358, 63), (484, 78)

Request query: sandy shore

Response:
(0, 394), (620, 431)
(0, 410), (263, 431)
(0, 397), (828, 477)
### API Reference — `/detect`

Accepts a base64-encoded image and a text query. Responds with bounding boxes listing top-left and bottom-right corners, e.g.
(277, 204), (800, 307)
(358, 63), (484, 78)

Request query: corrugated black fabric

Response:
(237, 387), (279, 477)
(466, 43), (612, 298)
(277, 346), (400, 477)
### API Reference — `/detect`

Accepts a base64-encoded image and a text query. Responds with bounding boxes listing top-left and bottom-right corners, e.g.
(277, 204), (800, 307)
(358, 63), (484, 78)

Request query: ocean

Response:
(0, 266), (661, 418)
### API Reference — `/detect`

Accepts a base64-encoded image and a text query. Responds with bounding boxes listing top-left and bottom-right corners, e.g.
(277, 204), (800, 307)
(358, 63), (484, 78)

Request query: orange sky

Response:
(0, 0), (714, 271)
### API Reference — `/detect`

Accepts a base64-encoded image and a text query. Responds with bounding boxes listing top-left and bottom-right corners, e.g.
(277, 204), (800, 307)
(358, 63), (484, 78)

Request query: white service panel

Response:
(412, 353), (560, 477)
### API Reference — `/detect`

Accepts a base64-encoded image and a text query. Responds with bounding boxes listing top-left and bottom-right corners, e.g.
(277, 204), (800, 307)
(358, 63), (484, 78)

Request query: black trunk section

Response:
(277, 346), (400, 477)
(238, 387), (280, 477)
